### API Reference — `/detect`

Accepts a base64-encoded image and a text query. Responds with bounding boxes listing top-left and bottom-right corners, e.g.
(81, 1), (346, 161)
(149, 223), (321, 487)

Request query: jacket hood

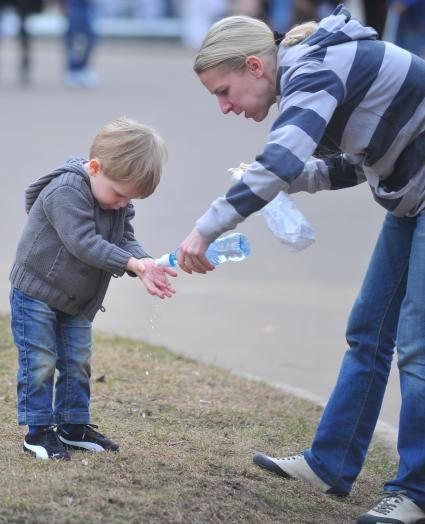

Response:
(278, 4), (377, 66)
(307, 4), (377, 48)
(25, 157), (88, 213)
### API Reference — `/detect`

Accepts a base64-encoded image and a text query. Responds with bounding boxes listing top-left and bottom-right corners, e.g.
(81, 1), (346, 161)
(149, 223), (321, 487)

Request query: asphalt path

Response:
(0, 38), (399, 443)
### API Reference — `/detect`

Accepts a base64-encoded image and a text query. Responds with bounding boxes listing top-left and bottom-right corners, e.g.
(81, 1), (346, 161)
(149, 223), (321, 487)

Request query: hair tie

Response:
(273, 31), (285, 46)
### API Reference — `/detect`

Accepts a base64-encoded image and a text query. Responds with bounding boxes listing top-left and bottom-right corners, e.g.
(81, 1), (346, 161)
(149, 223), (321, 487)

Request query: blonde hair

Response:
(281, 21), (318, 48)
(90, 117), (167, 198)
(194, 16), (276, 74)
(194, 16), (318, 74)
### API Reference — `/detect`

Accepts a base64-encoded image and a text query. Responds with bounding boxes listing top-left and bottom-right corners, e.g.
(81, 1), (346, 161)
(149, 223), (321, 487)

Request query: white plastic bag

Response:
(228, 163), (316, 252)
(261, 191), (315, 252)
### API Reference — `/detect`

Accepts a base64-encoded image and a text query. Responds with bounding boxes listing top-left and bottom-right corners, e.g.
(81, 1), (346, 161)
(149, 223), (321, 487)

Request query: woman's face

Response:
(198, 57), (276, 122)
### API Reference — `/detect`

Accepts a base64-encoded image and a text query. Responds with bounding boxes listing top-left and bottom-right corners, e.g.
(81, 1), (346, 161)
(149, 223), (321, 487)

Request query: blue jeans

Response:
(304, 210), (425, 508)
(63, 0), (97, 72)
(10, 288), (93, 426)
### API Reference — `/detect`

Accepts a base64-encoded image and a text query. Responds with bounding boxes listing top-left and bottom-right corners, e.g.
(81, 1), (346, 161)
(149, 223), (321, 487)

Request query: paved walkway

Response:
(0, 38), (399, 443)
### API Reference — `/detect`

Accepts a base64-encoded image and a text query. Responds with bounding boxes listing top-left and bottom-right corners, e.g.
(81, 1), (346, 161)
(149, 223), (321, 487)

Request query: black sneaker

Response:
(57, 424), (119, 452)
(23, 427), (71, 460)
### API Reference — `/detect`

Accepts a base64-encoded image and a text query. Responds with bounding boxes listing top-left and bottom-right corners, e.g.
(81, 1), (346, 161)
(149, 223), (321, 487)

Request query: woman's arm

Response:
(180, 61), (346, 272)
(288, 153), (366, 194)
(196, 61), (346, 242)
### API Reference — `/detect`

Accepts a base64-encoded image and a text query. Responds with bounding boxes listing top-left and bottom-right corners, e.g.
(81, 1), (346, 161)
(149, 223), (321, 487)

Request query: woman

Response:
(178, 5), (425, 524)
(388, 0), (425, 58)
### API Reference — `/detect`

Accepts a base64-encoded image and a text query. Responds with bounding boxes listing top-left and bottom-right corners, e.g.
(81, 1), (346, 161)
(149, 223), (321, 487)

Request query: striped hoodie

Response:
(196, 4), (425, 243)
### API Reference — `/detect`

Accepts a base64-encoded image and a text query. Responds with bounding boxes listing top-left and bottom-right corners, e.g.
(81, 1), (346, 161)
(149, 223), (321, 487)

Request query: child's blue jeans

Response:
(304, 210), (425, 509)
(10, 288), (92, 426)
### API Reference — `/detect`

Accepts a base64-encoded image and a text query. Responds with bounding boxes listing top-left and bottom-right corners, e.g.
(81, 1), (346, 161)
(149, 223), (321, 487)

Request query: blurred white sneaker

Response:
(79, 69), (99, 89)
(64, 70), (99, 89)
(64, 71), (83, 88)
(357, 492), (425, 524)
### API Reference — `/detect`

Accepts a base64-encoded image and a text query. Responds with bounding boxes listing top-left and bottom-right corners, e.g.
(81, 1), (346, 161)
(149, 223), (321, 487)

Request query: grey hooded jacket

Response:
(9, 158), (150, 320)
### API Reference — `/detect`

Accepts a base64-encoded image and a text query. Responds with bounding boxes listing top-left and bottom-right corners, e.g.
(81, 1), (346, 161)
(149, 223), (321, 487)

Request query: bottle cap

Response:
(155, 253), (175, 267)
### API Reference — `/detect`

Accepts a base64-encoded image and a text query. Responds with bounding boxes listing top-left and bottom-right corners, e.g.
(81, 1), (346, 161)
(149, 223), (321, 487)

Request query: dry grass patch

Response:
(0, 315), (396, 523)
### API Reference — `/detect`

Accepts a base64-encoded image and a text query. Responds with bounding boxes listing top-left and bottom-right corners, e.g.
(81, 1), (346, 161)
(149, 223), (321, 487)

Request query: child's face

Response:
(87, 159), (141, 210)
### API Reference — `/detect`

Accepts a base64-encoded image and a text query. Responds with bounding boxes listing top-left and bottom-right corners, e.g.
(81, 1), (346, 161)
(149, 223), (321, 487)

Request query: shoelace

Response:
(83, 424), (105, 440)
(276, 453), (304, 461)
(59, 423), (104, 440)
(39, 425), (57, 437)
(373, 492), (407, 515)
(39, 426), (65, 451)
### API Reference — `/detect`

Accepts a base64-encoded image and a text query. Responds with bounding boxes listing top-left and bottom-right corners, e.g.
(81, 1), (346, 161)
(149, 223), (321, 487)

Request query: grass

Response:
(0, 315), (397, 523)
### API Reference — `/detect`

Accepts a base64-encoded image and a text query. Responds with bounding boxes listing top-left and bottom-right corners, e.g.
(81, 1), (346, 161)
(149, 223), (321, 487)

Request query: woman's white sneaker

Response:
(357, 492), (425, 524)
(253, 452), (347, 496)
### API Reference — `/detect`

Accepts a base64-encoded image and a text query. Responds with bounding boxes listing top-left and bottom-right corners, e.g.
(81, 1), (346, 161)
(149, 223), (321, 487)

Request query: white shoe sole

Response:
(58, 434), (105, 452)
(23, 441), (69, 460)
(23, 441), (49, 459)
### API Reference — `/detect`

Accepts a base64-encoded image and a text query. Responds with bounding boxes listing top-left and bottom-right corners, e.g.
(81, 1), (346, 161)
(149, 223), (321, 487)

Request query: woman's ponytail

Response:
(281, 21), (318, 47)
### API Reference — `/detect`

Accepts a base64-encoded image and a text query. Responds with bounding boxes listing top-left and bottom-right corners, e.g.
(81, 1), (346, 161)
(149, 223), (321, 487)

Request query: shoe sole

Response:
(58, 434), (118, 453)
(357, 517), (425, 524)
(23, 442), (70, 460)
(253, 452), (290, 478)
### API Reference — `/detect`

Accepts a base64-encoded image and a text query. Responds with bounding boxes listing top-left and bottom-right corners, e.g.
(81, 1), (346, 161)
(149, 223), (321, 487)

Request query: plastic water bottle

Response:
(155, 232), (250, 268)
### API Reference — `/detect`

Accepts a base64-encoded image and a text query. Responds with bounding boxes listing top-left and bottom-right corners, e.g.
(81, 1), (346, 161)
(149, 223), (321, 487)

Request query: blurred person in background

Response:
(387, 0), (425, 58)
(180, 0), (227, 48)
(229, 0), (264, 17)
(363, 0), (387, 39)
(133, 0), (169, 18)
(267, 0), (294, 32)
(282, 0), (388, 39)
(61, 0), (98, 88)
(266, 0), (338, 33)
(0, 0), (43, 84)
(290, 0), (338, 21)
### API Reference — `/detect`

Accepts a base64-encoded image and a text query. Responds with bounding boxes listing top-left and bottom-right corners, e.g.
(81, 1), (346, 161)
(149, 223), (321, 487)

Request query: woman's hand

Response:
(178, 227), (215, 274)
(127, 257), (177, 298)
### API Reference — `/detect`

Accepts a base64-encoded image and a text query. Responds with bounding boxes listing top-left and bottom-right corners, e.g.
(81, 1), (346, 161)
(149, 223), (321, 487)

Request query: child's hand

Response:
(127, 257), (177, 299)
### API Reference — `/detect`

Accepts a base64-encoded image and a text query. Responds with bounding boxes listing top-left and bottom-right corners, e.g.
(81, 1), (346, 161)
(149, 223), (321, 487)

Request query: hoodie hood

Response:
(25, 157), (89, 213)
(277, 4), (377, 68)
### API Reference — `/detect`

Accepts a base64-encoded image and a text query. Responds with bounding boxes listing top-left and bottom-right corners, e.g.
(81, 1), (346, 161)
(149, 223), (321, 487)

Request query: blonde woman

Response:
(178, 5), (425, 523)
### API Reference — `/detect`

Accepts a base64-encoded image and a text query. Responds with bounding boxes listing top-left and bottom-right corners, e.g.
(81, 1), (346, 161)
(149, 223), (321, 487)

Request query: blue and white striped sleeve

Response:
(196, 61), (346, 242)
(288, 153), (366, 194)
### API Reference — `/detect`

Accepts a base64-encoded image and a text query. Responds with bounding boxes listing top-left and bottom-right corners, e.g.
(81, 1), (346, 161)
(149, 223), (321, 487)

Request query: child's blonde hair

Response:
(194, 16), (318, 74)
(90, 117), (167, 198)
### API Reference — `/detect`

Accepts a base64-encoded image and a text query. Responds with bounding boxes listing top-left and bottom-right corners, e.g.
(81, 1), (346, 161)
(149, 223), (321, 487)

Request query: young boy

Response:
(10, 117), (177, 460)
